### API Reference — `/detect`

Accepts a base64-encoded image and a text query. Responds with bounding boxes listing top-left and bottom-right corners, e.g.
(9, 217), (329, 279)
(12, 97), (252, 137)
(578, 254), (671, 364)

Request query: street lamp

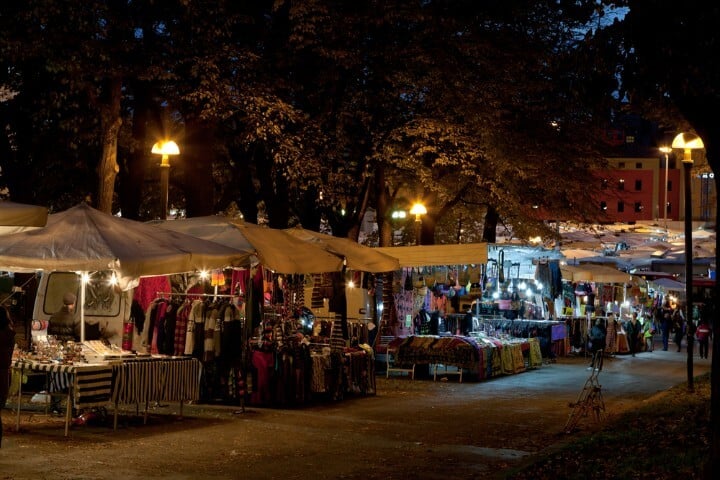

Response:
(409, 202), (427, 245)
(659, 146), (672, 230)
(151, 140), (180, 220)
(672, 132), (704, 391)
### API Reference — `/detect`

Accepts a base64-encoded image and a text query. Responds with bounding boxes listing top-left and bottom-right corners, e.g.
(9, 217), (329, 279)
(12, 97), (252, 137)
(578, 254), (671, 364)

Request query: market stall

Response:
(150, 216), (397, 406)
(0, 203), (252, 431)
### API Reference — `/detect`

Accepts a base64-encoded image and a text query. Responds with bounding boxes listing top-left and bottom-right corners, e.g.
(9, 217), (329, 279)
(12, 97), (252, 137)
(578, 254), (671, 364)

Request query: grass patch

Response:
(503, 373), (711, 479)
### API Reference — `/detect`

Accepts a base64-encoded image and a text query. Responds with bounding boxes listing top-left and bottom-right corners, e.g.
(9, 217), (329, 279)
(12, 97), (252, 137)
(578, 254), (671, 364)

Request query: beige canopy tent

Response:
(151, 216), (344, 274)
(375, 243), (488, 267)
(0, 200), (48, 234)
(284, 226), (400, 273)
(560, 263), (634, 284)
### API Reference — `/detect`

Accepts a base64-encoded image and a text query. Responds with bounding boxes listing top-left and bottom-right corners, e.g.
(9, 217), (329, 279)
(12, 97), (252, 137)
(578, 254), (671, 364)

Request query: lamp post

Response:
(409, 203), (427, 245)
(151, 140), (180, 220)
(672, 132), (704, 391)
(659, 146), (672, 230)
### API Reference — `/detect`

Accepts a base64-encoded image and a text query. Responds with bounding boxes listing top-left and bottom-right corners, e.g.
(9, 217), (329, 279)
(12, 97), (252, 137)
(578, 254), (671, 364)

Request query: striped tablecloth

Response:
(11, 360), (113, 408)
(111, 357), (202, 405)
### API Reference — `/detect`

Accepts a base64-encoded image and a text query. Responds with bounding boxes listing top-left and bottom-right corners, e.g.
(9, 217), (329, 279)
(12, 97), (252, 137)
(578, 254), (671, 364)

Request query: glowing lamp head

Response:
(151, 140), (180, 166)
(672, 133), (704, 164)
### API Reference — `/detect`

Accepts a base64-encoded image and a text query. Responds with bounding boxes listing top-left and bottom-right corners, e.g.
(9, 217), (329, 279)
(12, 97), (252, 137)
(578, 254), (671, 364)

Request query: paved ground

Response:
(0, 342), (711, 480)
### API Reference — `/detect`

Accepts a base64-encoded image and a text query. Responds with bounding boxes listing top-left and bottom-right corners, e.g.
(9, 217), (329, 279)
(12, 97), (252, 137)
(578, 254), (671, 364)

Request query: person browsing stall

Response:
(47, 292), (80, 342)
(626, 312), (642, 357)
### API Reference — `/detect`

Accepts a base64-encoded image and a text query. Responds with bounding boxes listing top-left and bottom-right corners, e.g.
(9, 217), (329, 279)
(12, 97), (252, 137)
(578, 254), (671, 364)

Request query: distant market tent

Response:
(559, 264), (634, 284)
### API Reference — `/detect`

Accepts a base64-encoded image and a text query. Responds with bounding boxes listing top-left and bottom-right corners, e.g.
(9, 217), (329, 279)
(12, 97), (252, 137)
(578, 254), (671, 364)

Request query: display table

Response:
(110, 356), (202, 429)
(385, 335), (539, 381)
(11, 356), (202, 434)
(11, 359), (113, 436)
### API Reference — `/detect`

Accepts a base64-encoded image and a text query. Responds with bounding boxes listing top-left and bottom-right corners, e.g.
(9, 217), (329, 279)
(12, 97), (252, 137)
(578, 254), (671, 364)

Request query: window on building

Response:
(618, 162), (626, 169)
(635, 179), (642, 191)
(618, 179), (625, 190)
(600, 201), (607, 211)
(634, 202), (643, 212)
(618, 202), (624, 212)
(626, 135), (635, 144)
(636, 162), (642, 169)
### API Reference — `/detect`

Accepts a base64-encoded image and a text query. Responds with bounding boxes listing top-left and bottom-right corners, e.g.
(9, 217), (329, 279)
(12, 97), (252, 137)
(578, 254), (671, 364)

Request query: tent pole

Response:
(80, 271), (87, 342)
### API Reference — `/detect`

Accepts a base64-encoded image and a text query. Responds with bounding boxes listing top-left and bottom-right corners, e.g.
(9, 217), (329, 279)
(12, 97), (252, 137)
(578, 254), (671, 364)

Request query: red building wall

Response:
(594, 159), (681, 224)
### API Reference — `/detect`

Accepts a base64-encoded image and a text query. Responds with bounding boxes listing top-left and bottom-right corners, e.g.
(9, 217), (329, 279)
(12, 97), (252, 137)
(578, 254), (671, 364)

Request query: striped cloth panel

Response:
(111, 357), (201, 405)
(12, 360), (113, 408)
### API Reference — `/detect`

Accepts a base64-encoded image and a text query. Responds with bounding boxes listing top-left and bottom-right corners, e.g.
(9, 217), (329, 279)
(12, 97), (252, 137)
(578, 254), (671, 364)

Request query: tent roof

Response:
(375, 243), (488, 268)
(649, 277), (686, 291)
(284, 226), (399, 272)
(560, 263), (634, 284)
(151, 216), (344, 274)
(0, 203), (253, 281)
(0, 200), (48, 228)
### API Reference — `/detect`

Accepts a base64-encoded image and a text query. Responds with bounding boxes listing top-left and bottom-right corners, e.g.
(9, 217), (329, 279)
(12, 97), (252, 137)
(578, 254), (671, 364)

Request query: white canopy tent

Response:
(0, 203), (254, 340)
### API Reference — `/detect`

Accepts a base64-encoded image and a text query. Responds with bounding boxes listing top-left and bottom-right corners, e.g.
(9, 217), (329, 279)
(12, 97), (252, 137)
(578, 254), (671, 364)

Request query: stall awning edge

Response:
(374, 243), (488, 268)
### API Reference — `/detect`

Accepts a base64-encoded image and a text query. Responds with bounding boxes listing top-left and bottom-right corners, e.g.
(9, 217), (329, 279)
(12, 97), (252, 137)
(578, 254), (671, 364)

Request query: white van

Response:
(32, 270), (131, 346)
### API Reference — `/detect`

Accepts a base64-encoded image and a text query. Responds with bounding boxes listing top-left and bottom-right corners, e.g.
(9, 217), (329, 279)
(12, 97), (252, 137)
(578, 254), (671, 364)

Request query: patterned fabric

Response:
(390, 335), (533, 380)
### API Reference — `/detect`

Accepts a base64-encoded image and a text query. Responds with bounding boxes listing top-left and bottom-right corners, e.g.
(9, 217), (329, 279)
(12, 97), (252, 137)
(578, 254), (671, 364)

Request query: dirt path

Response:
(1, 350), (709, 480)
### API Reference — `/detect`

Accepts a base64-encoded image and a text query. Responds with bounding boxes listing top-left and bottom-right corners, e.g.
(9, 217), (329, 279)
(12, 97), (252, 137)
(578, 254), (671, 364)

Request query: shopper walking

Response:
(605, 313), (618, 356)
(660, 310), (672, 351)
(672, 308), (685, 352)
(696, 319), (711, 359)
(588, 318), (606, 369)
(643, 317), (655, 352)
(626, 312), (642, 357)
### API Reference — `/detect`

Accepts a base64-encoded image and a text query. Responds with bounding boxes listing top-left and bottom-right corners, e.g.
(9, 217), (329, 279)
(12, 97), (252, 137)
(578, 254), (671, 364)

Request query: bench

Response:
(375, 336), (414, 379)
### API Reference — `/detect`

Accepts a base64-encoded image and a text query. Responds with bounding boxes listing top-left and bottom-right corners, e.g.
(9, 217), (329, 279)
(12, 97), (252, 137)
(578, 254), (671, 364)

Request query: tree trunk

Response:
(119, 84), (153, 220)
(375, 166), (394, 247)
(96, 78), (123, 214)
(420, 214), (437, 245)
(183, 120), (215, 217)
(482, 205), (499, 243)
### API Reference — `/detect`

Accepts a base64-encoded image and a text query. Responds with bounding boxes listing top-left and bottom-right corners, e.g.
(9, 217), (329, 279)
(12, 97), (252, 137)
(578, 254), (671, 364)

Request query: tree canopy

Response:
(2, 0), (621, 243)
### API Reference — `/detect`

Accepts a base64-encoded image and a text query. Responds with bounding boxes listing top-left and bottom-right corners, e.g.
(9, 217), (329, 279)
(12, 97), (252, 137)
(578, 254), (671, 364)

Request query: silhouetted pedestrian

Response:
(626, 312), (642, 357)
(696, 319), (711, 359)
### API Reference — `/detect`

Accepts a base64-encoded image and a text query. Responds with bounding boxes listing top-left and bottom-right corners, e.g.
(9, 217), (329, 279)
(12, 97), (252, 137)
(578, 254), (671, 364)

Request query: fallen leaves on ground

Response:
(503, 372), (711, 480)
